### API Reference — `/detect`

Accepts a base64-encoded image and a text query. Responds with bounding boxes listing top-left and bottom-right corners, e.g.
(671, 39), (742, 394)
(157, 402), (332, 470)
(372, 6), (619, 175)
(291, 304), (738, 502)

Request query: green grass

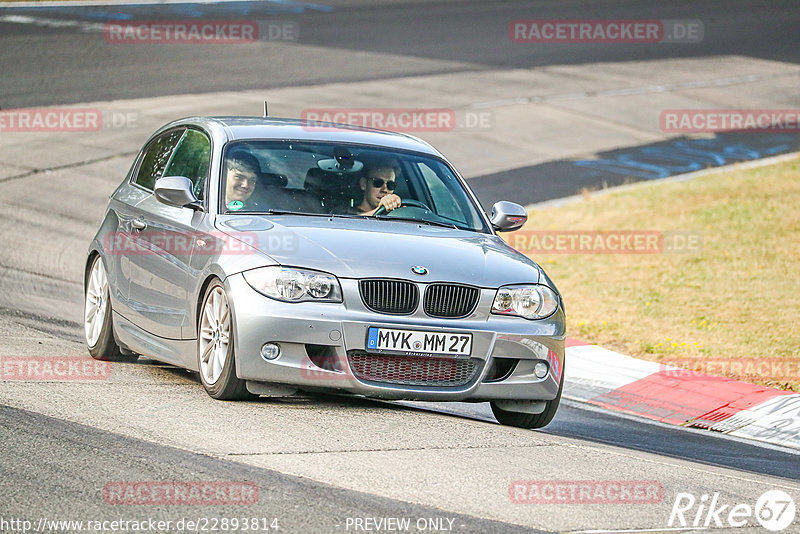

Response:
(504, 157), (800, 391)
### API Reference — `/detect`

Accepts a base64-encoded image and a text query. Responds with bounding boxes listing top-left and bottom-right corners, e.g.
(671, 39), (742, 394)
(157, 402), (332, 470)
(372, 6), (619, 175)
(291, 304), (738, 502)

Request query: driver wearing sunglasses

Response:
(353, 161), (402, 216)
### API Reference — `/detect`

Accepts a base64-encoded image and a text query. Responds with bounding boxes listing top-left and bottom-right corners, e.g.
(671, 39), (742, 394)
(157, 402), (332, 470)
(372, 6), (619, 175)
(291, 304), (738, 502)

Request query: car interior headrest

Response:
(260, 172), (287, 188)
(305, 167), (348, 192)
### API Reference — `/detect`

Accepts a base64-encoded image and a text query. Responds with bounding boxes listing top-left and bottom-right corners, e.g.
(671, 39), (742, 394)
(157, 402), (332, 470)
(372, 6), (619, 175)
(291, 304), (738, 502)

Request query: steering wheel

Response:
(373, 199), (432, 216)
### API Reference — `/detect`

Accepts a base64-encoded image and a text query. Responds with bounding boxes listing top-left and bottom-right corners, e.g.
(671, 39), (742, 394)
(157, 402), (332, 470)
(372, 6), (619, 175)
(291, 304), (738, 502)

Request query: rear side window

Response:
(133, 129), (184, 191)
(163, 129), (211, 200)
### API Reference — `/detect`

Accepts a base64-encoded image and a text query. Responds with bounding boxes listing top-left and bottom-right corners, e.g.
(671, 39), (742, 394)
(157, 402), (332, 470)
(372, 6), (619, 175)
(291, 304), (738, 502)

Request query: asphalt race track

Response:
(1, 0), (799, 107)
(1, 1), (799, 532)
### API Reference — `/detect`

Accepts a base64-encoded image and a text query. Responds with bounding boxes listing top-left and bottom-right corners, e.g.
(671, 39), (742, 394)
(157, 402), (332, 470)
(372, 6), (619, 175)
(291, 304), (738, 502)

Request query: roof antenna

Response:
(263, 101), (269, 118)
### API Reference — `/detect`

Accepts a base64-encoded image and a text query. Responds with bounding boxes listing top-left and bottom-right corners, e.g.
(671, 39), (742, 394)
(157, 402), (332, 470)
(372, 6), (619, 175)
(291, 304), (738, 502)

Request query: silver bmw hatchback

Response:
(84, 116), (565, 428)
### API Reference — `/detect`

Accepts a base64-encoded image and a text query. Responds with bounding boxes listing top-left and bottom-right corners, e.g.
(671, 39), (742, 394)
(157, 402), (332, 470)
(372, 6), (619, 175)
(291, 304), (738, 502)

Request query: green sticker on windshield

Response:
(227, 200), (244, 211)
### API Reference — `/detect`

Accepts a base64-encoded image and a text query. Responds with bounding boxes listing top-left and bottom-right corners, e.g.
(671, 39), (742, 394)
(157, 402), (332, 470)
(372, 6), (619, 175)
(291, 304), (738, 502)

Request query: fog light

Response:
(534, 361), (549, 379)
(261, 343), (280, 361)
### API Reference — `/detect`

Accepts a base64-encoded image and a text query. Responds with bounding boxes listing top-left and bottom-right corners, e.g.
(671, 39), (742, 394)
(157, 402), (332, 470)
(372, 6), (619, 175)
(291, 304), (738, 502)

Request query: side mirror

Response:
(154, 176), (202, 210)
(490, 201), (527, 232)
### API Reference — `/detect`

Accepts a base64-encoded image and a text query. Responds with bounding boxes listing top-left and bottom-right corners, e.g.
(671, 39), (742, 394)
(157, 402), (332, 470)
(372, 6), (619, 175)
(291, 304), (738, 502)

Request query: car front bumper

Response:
(226, 273), (565, 402)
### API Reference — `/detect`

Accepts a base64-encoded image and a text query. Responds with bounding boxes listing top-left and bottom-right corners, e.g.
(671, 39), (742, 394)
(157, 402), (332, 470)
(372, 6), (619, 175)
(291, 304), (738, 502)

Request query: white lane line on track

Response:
(0, 14), (105, 31)
(570, 528), (709, 533)
(0, 0), (326, 7)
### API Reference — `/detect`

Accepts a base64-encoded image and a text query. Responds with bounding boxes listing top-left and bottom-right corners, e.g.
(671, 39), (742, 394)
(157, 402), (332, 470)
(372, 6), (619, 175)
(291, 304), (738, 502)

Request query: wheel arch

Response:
(84, 249), (102, 290)
(195, 274), (224, 329)
(195, 274), (249, 386)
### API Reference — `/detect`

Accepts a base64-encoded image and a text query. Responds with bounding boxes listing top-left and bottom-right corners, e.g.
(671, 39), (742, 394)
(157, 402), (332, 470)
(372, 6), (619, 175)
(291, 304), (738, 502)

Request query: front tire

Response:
(491, 371), (564, 429)
(197, 280), (253, 400)
(84, 255), (138, 362)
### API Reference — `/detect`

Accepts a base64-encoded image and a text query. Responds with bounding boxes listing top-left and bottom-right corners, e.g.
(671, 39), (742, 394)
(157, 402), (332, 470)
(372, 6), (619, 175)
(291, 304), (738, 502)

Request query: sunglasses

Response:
(370, 178), (397, 191)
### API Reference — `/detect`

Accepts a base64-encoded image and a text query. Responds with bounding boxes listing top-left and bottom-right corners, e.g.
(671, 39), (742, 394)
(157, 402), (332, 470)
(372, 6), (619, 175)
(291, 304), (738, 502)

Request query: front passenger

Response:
(223, 151), (261, 210)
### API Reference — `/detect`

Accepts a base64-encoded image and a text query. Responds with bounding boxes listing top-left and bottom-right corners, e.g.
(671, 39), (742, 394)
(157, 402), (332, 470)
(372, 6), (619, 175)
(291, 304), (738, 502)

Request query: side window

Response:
(163, 129), (211, 200)
(133, 129), (184, 191)
(416, 162), (468, 224)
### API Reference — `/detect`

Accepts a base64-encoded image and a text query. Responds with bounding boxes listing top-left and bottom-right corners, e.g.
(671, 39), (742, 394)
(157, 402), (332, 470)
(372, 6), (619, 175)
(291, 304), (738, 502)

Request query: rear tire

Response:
(84, 255), (138, 363)
(197, 280), (254, 400)
(491, 370), (563, 429)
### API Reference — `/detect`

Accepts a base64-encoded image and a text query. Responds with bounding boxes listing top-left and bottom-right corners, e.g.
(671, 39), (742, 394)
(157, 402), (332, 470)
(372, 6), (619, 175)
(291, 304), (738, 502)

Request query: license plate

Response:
(366, 327), (472, 357)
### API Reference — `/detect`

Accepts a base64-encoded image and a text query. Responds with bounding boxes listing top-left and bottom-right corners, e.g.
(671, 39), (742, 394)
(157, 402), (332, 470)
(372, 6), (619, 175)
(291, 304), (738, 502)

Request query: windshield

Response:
(219, 141), (489, 232)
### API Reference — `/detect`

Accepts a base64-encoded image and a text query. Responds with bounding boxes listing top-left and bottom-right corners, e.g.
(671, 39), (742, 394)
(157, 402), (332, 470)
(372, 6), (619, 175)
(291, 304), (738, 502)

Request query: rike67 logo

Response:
(669, 490), (796, 531)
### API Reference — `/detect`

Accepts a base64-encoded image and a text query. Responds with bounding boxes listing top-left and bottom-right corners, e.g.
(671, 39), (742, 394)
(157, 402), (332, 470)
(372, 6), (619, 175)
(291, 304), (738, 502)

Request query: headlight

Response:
(243, 266), (342, 303)
(491, 284), (559, 320)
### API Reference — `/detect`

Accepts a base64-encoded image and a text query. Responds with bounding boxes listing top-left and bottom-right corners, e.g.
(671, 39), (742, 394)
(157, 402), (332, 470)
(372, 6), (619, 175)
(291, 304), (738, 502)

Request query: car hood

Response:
(215, 215), (541, 287)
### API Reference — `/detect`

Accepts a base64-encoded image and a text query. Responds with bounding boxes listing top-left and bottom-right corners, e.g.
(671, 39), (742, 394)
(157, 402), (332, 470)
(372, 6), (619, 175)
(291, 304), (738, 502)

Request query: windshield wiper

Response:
(250, 210), (332, 217)
(236, 210), (373, 221)
(237, 210), (464, 230)
(265, 210), (374, 220)
(374, 216), (460, 230)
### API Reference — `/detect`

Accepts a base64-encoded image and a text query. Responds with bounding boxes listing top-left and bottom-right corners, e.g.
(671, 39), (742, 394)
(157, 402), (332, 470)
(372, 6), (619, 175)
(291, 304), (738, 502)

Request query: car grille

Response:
(359, 279), (419, 314)
(347, 352), (480, 387)
(423, 283), (480, 318)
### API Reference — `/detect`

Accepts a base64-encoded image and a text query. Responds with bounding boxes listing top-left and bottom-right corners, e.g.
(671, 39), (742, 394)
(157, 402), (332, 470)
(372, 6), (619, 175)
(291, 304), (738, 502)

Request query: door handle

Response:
(131, 219), (147, 231)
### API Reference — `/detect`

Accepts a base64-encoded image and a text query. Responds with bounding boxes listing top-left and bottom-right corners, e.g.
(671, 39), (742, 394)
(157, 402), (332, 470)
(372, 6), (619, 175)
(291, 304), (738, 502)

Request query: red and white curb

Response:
(564, 339), (800, 450)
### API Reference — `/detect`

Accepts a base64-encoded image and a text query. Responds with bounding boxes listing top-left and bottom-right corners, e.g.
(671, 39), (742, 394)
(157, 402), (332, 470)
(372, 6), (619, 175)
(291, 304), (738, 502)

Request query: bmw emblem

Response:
(411, 265), (428, 275)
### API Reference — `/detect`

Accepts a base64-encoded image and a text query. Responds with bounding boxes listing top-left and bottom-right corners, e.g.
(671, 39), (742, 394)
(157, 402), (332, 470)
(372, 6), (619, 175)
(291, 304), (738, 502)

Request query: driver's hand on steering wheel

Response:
(376, 193), (401, 213)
